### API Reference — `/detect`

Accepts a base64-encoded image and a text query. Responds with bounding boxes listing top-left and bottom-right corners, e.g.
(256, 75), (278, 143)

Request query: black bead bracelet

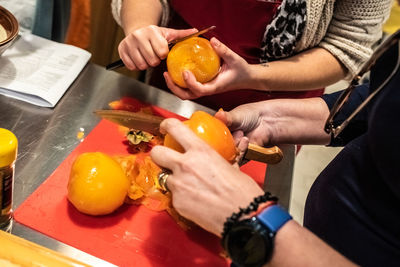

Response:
(221, 191), (278, 240)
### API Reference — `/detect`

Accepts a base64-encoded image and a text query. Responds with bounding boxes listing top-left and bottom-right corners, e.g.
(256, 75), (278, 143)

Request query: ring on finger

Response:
(158, 170), (171, 192)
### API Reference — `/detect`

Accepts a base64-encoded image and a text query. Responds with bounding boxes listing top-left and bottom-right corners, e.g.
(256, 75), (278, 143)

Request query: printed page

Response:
(0, 33), (91, 107)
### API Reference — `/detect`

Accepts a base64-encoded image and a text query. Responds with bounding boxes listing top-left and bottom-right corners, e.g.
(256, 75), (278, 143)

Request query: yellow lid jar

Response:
(0, 128), (18, 231)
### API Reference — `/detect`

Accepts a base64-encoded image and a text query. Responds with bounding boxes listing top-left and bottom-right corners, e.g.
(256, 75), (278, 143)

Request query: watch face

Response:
(223, 218), (273, 267)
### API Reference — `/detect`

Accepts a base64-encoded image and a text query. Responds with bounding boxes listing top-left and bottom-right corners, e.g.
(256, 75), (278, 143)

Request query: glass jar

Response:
(0, 128), (18, 232)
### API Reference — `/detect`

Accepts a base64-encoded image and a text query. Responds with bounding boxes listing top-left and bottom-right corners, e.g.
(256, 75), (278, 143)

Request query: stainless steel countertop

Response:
(0, 63), (213, 266)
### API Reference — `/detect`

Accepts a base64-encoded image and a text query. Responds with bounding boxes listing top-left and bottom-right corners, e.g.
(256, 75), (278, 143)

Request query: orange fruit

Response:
(164, 111), (237, 163)
(167, 37), (220, 88)
(67, 152), (129, 216)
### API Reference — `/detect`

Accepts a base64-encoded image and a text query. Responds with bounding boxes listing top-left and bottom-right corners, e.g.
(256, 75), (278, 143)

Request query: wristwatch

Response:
(222, 205), (292, 267)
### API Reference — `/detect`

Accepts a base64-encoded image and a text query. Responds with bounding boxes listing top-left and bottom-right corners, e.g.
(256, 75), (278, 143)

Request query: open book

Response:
(0, 33), (91, 107)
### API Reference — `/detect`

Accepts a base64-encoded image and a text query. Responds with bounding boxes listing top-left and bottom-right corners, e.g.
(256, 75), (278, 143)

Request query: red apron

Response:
(150, 0), (324, 111)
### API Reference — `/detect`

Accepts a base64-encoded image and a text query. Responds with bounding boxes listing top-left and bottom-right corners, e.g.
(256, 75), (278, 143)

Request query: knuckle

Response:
(136, 63), (147, 70)
(118, 42), (123, 51)
(179, 160), (193, 173)
(162, 118), (179, 130)
(148, 58), (160, 67)
(118, 42), (127, 54)
(128, 31), (138, 38)
(129, 31), (142, 42)
(126, 64), (135, 71)
(148, 25), (158, 32)
(130, 35), (140, 43)
(159, 50), (169, 60)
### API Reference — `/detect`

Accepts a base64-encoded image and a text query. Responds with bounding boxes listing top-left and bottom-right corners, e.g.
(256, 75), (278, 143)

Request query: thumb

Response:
(215, 108), (232, 127)
(235, 134), (249, 159)
(210, 37), (239, 64)
(163, 28), (198, 43)
(216, 107), (246, 132)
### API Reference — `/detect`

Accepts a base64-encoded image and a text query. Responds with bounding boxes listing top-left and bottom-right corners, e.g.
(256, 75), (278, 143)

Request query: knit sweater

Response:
(111, 0), (392, 79)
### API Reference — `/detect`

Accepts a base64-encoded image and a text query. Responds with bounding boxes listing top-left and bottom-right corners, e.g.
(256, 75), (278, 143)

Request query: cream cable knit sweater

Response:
(111, 0), (392, 79)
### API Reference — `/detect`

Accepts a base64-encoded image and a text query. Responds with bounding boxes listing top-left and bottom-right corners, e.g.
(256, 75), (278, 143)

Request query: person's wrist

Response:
(231, 63), (258, 90)
(247, 63), (272, 91)
(222, 195), (292, 266)
(221, 192), (278, 241)
(254, 100), (280, 145)
(315, 97), (332, 145)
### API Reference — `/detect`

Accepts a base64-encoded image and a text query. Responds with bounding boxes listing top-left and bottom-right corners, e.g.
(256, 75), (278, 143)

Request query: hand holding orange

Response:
(163, 111), (238, 163)
(167, 37), (220, 88)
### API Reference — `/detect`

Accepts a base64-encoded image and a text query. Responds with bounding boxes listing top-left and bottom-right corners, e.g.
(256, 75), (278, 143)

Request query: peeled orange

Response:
(67, 152), (129, 216)
(164, 111), (237, 163)
(167, 37), (220, 88)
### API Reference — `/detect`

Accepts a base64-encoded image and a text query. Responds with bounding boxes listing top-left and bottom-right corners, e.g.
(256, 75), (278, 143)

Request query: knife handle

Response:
(106, 59), (124, 70)
(245, 143), (283, 165)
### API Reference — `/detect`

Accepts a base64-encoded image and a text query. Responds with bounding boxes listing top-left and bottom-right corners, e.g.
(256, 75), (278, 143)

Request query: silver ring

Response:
(158, 170), (171, 192)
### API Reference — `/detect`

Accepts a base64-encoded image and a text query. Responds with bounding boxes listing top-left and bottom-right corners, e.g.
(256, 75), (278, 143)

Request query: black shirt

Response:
(304, 43), (400, 266)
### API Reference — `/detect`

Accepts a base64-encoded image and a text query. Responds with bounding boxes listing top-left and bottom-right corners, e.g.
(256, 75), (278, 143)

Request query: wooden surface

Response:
(88, 0), (142, 79)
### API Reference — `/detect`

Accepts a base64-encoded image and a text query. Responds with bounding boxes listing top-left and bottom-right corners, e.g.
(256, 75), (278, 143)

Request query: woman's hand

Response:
(163, 37), (252, 100)
(150, 118), (264, 236)
(216, 97), (332, 147)
(118, 25), (197, 71)
(215, 102), (276, 147)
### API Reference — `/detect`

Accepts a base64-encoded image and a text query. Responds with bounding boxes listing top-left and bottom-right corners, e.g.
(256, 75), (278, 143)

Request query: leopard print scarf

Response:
(260, 0), (307, 62)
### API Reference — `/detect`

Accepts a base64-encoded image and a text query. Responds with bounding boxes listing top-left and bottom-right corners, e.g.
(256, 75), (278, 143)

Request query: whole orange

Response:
(164, 111), (237, 163)
(167, 37), (220, 88)
(67, 152), (130, 216)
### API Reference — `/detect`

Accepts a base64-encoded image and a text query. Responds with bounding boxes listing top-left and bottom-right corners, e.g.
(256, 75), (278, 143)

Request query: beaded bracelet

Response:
(221, 191), (278, 240)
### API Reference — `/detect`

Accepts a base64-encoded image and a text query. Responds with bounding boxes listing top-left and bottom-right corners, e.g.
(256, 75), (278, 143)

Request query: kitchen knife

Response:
(106, 26), (216, 71)
(95, 110), (163, 136)
(94, 109), (283, 164)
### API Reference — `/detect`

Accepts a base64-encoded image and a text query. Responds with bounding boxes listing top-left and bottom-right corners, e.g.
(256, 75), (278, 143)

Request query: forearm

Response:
(121, 0), (163, 35)
(257, 97), (331, 145)
(266, 220), (357, 267)
(248, 47), (347, 91)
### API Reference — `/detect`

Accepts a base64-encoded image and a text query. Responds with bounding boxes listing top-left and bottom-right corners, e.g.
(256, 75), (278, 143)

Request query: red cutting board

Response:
(14, 100), (266, 267)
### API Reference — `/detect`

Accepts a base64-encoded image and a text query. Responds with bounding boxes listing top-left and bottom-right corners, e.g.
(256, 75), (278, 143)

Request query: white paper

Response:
(0, 33), (91, 107)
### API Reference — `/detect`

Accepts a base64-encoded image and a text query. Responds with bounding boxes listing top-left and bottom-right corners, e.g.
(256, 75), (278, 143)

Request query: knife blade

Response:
(106, 26), (216, 71)
(167, 25), (216, 47)
(94, 110), (163, 135)
(94, 109), (283, 165)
